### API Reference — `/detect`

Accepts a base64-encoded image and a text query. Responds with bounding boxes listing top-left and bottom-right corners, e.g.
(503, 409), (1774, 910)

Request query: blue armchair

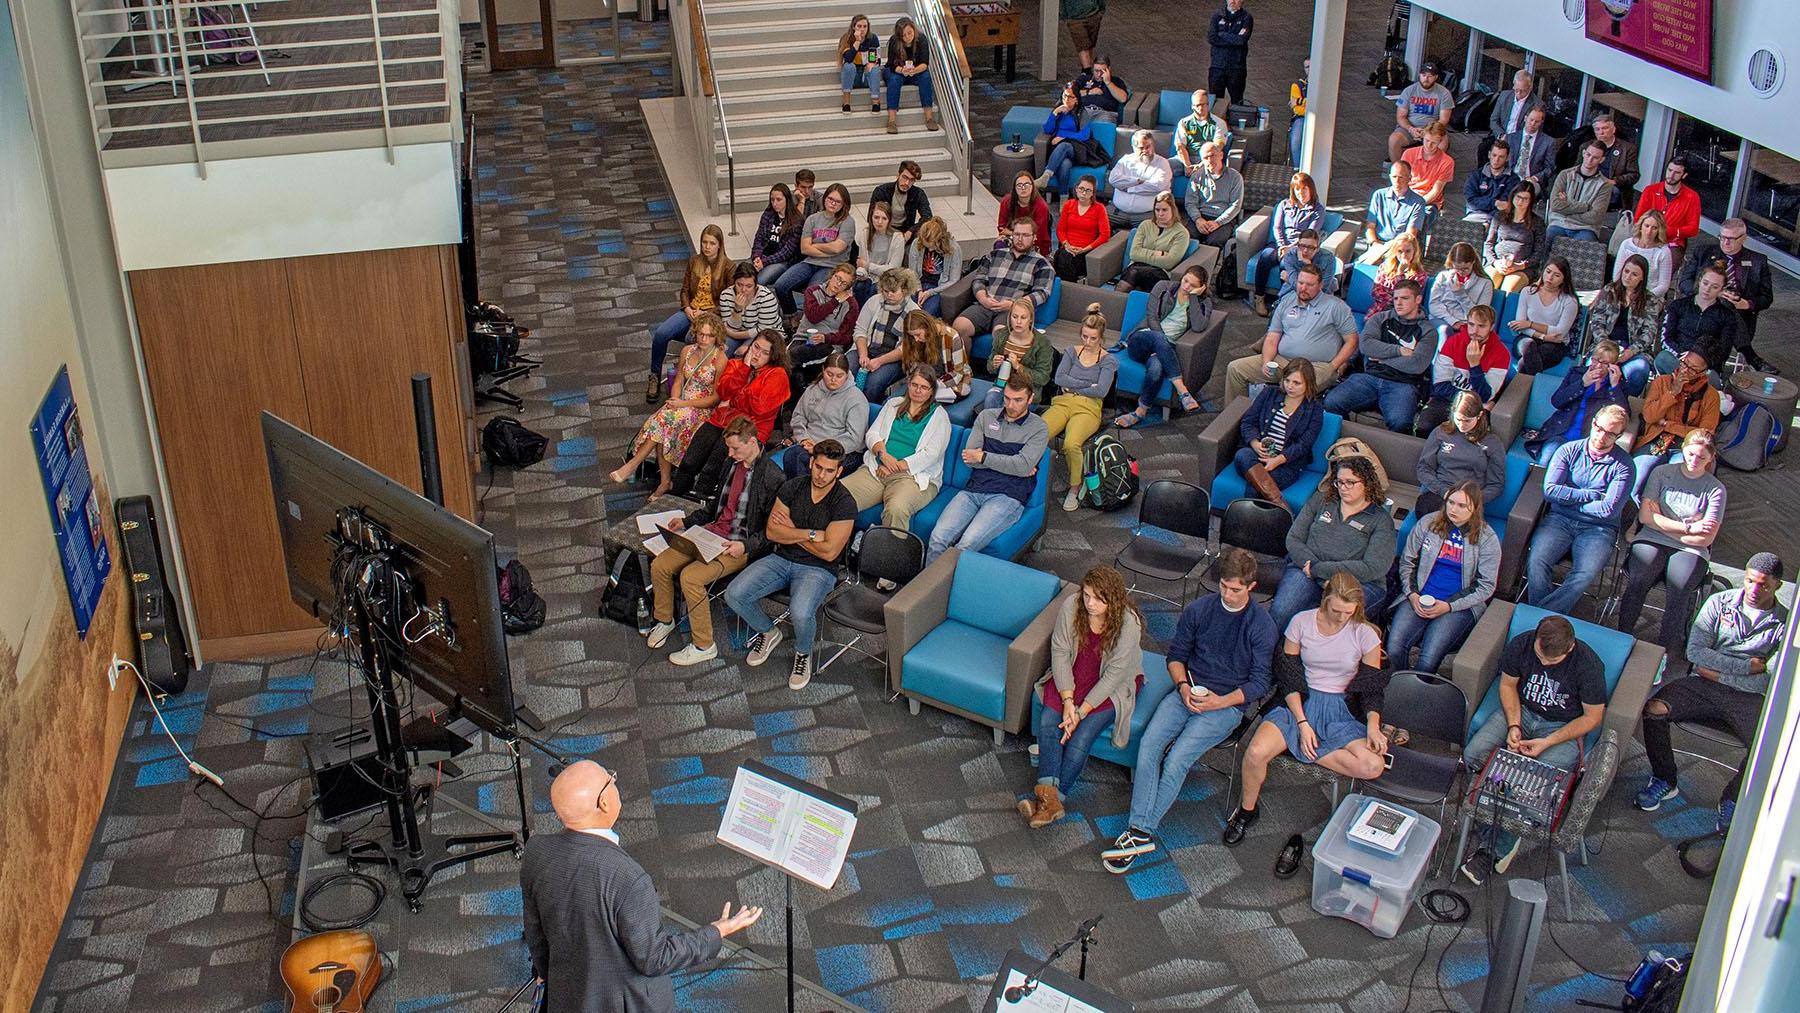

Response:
(1029, 649), (1173, 769)
(885, 549), (1074, 743)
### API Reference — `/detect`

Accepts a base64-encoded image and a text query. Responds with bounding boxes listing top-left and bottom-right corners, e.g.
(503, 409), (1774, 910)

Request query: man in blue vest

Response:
(926, 377), (1049, 563)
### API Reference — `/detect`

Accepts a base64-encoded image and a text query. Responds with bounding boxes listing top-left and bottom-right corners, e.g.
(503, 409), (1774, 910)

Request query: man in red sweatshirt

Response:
(1635, 155), (1701, 272)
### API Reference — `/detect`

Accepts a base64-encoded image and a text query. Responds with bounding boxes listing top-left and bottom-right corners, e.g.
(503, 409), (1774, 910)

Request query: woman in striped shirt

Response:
(1233, 357), (1324, 502)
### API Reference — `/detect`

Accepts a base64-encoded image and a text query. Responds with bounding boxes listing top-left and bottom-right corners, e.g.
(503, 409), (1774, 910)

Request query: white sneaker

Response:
(1062, 490), (1080, 512)
(746, 628), (784, 667)
(788, 652), (814, 690)
(645, 621), (676, 649)
(669, 642), (717, 667)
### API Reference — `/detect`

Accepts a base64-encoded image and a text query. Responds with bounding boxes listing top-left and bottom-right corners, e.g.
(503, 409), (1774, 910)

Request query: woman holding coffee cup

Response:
(1386, 480), (1501, 674)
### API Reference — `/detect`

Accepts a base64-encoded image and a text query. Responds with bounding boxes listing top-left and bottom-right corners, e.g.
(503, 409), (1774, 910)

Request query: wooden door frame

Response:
(481, 0), (557, 70)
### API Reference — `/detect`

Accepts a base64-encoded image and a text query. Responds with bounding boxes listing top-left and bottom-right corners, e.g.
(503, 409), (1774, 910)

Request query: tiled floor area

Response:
(34, 4), (1800, 1012)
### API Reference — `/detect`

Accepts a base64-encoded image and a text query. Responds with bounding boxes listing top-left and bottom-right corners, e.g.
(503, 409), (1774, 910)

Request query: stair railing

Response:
(911, 0), (974, 212)
(678, 0), (736, 233)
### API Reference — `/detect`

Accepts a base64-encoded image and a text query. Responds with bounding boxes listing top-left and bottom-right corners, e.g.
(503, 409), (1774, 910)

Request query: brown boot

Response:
(1015, 794), (1037, 822)
(1028, 783), (1064, 828)
(645, 373), (662, 403)
(1247, 464), (1283, 502)
(886, 111), (898, 135)
(924, 108), (940, 131)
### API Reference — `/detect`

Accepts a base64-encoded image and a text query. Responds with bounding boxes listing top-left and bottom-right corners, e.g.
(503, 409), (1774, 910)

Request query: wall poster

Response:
(29, 366), (111, 638)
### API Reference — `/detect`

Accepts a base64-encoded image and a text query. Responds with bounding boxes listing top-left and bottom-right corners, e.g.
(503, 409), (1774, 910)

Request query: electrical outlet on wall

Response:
(107, 654), (123, 691)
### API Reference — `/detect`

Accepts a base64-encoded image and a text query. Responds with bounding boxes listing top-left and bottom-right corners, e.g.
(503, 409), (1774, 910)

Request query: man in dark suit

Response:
(1507, 107), (1557, 192)
(1678, 218), (1779, 373)
(522, 761), (763, 1012)
(1592, 114), (1638, 210)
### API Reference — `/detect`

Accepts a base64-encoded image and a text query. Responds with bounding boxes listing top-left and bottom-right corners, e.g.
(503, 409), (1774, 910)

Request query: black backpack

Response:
(482, 417), (548, 468)
(598, 548), (652, 632)
(1080, 433), (1139, 511)
(1369, 52), (1411, 91)
(497, 559), (545, 634)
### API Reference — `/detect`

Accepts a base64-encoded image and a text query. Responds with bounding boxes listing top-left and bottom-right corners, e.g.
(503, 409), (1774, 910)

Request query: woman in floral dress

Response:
(610, 313), (727, 497)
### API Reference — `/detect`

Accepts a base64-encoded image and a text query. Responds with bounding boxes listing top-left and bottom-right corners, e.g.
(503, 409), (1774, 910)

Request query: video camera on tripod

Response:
(468, 301), (540, 411)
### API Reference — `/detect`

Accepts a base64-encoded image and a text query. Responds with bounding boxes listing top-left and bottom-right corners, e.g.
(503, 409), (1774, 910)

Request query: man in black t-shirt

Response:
(723, 440), (858, 691)
(1459, 615), (1608, 883)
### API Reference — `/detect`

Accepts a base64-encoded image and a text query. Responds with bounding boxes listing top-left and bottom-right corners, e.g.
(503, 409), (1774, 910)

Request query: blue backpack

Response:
(1717, 401), (1782, 472)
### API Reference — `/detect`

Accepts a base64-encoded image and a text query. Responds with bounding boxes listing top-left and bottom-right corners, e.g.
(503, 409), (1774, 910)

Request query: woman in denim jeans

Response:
(1387, 481), (1500, 674)
(838, 15), (883, 113)
(1018, 567), (1144, 828)
(884, 17), (938, 133)
(1114, 265), (1209, 426)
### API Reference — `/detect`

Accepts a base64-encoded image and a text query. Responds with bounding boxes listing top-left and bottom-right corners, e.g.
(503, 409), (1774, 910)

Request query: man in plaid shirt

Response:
(953, 218), (1055, 345)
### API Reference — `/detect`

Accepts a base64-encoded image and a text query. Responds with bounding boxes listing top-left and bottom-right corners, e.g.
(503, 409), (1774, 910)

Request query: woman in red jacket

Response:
(997, 171), (1053, 256)
(669, 331), (793, 499)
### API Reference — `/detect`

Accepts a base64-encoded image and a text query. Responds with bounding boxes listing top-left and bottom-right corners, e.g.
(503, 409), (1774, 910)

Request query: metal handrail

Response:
(689, 0), (737, 234)
(911, 0), (975, 212)
(68, 0), (458, 170)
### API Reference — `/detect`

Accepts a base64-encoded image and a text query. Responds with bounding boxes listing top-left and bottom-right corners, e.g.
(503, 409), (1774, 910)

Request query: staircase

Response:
(700, 0), (967, 210)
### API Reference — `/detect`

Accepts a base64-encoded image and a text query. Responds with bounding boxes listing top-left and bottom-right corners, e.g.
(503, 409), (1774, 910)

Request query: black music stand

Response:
(984, 946), (1132, 1012)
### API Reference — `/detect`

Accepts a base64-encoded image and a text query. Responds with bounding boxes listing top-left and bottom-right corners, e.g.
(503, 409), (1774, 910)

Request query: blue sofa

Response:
(1028, 649), (1174, 769)
(884, 549), (1075, 742)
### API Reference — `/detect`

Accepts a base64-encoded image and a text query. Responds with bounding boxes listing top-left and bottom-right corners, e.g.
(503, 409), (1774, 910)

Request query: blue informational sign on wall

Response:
(30, 366), (111, 638)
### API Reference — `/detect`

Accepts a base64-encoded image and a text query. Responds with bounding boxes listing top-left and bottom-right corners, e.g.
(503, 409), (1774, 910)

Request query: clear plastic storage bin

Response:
(1310, 793), (1441, 938)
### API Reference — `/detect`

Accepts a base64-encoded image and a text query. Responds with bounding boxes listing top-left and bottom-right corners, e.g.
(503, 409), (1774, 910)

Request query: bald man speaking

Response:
(521, 761), (762, 1012)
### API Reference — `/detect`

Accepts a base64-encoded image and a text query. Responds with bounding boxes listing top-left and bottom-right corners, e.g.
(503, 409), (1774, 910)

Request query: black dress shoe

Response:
(1274, 833), (1304, 878)
(1222, 806), (1259, 847)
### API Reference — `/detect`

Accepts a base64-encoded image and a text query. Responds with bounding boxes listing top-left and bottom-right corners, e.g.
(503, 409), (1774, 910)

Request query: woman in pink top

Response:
(1223, 574), (1389, 848)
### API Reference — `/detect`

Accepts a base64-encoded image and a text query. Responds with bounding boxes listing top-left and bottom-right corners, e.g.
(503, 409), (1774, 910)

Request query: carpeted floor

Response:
(33, 3), (1799, 1012)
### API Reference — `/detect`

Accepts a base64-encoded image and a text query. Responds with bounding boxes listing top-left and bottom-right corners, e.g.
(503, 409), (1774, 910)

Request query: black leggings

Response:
(671, 423), (728, 499)
(1118, 263), (1170, 293)
(1618, 541), (1709, 658)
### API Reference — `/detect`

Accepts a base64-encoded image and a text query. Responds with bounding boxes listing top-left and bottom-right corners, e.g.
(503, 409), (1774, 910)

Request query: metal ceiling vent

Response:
(1748, 47), (1785, 98)
(1562, 0), (1586, 28)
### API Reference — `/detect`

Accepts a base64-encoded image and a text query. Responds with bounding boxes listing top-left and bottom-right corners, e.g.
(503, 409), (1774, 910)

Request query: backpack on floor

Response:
(482, 417), (548, 467)
(497, 560), (545, 634)
(598, 548), (652, 632)
(195, 6), (259, 66)
(1717, 401), (1781, 472)
(1451, 89), (1496, 133)
(1369, 51), (1411, 92)
(1322, 435), (1391, 492)
(1080, 433), (1139, 511)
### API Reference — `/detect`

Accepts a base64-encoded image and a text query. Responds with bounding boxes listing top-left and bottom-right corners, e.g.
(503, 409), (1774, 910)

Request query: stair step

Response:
(717, 146), (954, 179)
(709, 38), (847, 72)
(703, 0), (908, 28)
(716, 63), (841, 91)
(722, 106), (925, 140)
(718, 124), (940, 157)
(715, 169), (964, 207)
(719, 81), (883, 116)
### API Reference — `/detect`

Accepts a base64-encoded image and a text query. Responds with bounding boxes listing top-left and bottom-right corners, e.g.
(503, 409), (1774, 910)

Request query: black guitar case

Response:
(115, 496), (194, 694)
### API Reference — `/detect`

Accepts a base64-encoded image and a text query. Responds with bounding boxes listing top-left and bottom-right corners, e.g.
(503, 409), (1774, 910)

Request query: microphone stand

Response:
(1004, 915), (1103, 1004)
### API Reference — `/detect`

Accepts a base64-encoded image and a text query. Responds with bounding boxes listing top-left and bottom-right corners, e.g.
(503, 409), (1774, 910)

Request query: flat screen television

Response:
(261, 412), (516, 737)
(1586, 0), (1714, 84)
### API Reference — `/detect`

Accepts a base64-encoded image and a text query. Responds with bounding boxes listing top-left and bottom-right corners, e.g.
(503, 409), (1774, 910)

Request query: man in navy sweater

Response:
(1206, 0), (1254, 109)
(1526, 405), (1633, 614)
(1100, 550), (1276, 872)
(926, 377), (1049, 563)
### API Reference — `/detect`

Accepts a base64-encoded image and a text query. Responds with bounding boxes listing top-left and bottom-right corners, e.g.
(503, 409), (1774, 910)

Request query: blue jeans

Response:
(1323, 372), (1421, 433)
(885, 68), (935, 110)
(651, 311), (691, 375)
(1043, 141), (1078, 193)
(1544, 224), (1598, 243)
(1621, 355), (1653, 396)
(1127, 692), (1244, 832)
(773, 262), (829, 314)
(755, 261), (789, 287)
(1386, 602), (1482, 673)
(1034, 700), (1116, 795)
(1288, 117), (1305, 170)
(1269, 563), (1387, 637)
(1525, 512), (1619, 615)
(839, 62), (882, 95)
(1126, 327), (1183, 410)
(927, 490), (1026, 563)
(1249, 243), (1281, 296)
(919, 292), (943, 318)
(1631, 449), (1680, 500)
(724, 554), (839, 658)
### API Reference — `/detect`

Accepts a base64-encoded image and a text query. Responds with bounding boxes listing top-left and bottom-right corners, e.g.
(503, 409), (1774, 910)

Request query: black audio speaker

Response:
(304, 726), (389, 823)
(115, 496), (193, 694)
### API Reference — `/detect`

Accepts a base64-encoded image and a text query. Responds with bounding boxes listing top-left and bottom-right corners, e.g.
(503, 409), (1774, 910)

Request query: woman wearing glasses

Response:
(1267, 455), (1397, 636)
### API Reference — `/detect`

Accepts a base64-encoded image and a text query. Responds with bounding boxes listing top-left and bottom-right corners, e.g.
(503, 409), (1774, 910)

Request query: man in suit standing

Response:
(1507, 107), (1557, 192)
(1677, 218), (1779, 373)
(522, 761), (763, 1012)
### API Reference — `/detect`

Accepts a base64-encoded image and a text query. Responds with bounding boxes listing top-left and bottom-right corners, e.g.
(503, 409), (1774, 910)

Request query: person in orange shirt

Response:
(1400, 122), (1456, 212)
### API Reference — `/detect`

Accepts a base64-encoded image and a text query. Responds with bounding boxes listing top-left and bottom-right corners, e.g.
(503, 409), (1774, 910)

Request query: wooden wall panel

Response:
(131, 259), (315, 641)
(285, 245), (476, 518)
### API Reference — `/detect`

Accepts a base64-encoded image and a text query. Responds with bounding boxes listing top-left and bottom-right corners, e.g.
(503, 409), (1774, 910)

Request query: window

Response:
(1741, 147), (1800, 257)
(1670, 114), (1741, 223)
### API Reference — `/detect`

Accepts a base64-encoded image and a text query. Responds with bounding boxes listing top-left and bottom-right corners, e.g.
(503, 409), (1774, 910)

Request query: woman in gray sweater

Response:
(783, 352), (870, 477)
(1415, 391), (1506, 516)
(1020, 566), (1144, 828)
(1388, 480), (1501, 673)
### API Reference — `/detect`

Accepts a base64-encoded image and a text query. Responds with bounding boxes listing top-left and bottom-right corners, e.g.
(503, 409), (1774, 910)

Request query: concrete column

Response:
(1464, 28), (1484, 91)
(1304, 0), (1348, 204)
(1404, 3), (1427, 71)
(1039, 0), (1058, 81)
(1638, 100), (1678, 196)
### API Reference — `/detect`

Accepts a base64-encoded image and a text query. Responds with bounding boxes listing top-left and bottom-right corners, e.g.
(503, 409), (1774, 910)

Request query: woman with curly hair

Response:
(1019, 566), (1145, 828)
(1269, 454), (1397, 635)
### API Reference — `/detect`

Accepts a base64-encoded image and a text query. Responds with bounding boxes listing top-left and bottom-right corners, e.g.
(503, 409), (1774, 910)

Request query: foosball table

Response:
(950, 2), (1020, 82)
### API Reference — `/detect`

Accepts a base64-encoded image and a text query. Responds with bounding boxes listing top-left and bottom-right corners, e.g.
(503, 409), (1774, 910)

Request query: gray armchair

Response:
(1084, 228), (1221, 290)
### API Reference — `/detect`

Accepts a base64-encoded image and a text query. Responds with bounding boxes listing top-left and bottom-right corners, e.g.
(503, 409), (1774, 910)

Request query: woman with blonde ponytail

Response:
(1041, 302), (1117, 511)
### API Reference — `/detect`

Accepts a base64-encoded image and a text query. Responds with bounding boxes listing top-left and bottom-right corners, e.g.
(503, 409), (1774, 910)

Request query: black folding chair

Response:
(1115, 481), (1212, 607)
(1354, 669), (1470, 875)
(815, 526), (926, 675)
(1199, 497), (1292, 602)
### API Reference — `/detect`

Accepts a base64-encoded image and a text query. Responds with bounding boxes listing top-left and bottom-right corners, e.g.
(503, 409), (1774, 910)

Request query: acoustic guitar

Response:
(280, 930), (382, 1013)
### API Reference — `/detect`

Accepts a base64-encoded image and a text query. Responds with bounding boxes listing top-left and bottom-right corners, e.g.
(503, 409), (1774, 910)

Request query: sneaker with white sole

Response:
(1100, 828), (1156, 862)
(1635, 776), (1679, 812)
(669, 642), (717, 666)
(1062, 489), (1080, 512)
(788, 652), (813, 690)
(1492, 834), (1524, 875)
(1458, 847), (1494, 885)
(745, 628), (783, 667)
(645, 621), (676, 650)
(1102, 852), (1137, 874)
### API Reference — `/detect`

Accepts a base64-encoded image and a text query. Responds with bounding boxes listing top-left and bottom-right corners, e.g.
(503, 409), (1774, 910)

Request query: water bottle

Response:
(635, 595), (651, 634)
(856, 367), (869, 389)
(995, 357), (1013, 384)
(1625, 950), (1665, 1000)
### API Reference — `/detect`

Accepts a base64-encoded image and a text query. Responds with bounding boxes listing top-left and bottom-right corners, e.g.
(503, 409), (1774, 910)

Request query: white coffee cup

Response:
(1418, 594), (1438, 609)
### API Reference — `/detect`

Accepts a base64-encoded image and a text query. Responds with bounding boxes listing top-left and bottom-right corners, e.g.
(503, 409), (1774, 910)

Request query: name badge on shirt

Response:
(1348, 519), (1367, 532)
(1319, 513), (1334, 524)
(988, 422), (1002, 432)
